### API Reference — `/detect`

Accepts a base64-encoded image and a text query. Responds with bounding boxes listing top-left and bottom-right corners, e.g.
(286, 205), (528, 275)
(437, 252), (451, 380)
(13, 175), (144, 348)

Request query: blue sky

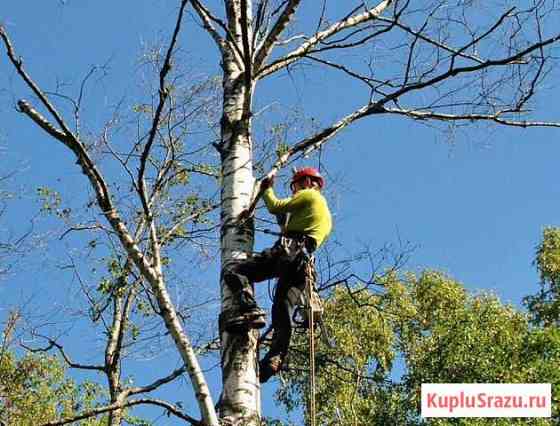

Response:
(1, 1), (560, 424)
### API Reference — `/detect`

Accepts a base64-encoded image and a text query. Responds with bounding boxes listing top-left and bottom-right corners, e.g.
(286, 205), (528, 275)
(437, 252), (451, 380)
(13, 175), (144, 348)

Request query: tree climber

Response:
(223, 167), (332, 383)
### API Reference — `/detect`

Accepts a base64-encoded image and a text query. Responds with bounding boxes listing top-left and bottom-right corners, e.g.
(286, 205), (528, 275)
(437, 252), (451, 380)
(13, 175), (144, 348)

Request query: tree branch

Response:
(245, 31), (560, 217)
(376, 32), (560, 108)
(127, 365), (187, 396)
(0, 26), (75, 137)
(138, 0), (189, 218)
(0, 26), (157, 284)
(40, 398), (202, 426)
(0, 22), (218, 425)
(257, 0), (393, 78)
(1, 15), (220, 426)
(190, 0), (228, 55)
(21, 337), (105, 372)
(384, 107), (560, 128)
(253, 0), (301, 70)
(375, 15), (485, 65)
(243, 102), (382, 217)
(448, 7), (516, 70)
(16, 100), (68, 142)
(162, 202), (220, 243)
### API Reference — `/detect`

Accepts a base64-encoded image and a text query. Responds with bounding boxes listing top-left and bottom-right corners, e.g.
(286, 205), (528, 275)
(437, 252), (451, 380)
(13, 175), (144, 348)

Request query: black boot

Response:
(259, 355), (282, 383)
(223, 289), (266, 333)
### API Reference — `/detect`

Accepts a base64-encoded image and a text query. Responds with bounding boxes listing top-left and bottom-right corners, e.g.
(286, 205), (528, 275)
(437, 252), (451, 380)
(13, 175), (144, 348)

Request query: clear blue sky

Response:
(1, 1), (560, 424)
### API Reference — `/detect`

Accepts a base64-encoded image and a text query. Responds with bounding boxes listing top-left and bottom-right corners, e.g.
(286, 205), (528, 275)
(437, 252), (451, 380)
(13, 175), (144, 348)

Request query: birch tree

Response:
(2, 0), (560, 424)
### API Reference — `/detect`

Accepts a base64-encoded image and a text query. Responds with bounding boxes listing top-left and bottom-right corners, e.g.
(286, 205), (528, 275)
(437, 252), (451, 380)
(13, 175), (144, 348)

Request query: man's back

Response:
(262, 187), (332, 247)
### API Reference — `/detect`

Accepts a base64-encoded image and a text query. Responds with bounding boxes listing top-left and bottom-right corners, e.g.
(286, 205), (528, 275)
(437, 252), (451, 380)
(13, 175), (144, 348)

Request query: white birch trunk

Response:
(218, 8), (262, 417)
(146, 260), (219, 425)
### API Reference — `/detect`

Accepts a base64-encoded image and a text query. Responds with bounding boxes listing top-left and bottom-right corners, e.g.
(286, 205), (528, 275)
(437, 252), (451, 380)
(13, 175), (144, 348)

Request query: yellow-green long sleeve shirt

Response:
(262, 188), (332, 248)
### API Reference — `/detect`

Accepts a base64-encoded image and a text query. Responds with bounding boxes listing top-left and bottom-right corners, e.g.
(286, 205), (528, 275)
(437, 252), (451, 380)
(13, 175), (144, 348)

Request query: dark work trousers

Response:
(224, 234), (316, 369)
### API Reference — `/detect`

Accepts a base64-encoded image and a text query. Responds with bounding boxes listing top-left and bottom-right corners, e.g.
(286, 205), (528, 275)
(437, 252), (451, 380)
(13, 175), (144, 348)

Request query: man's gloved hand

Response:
(261, 176), (274, 190)
(237, 209), (252, 222)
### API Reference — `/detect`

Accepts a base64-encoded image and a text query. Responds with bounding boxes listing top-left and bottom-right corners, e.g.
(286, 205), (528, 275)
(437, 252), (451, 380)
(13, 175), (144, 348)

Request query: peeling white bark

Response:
(219, 104), (262, 424)
(218, 4), (262, 416)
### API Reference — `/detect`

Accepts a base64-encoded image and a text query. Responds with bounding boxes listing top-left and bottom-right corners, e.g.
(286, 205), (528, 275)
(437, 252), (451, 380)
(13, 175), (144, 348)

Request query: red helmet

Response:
(291, 167), (324, 190)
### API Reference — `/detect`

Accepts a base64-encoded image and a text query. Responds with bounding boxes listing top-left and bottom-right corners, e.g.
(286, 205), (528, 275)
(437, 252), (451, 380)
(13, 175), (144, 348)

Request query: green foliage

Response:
(95, 256), (128, 297)
(525, 227), (560, 326)
(277, 285), (399, 425)
(124, 413), (154, 426)
(0, 351), (105, 425)
(275, 142), (289, 158)
(536, 228), (560, 285)
(36, 186), (70, 219)
(36, 186), (61, 213)
(402, 273), (528, 385)
(276, 270), (560, 425)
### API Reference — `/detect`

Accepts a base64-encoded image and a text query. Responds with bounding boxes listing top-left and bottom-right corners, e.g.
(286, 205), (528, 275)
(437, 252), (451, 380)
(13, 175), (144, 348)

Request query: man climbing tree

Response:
(224, 167), (332, 383)
(3, 1), (560, 424)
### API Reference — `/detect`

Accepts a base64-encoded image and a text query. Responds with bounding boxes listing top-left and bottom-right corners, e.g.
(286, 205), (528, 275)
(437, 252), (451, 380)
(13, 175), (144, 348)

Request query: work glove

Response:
(237, 209), (252, 221)
(260, 176), (274, 190)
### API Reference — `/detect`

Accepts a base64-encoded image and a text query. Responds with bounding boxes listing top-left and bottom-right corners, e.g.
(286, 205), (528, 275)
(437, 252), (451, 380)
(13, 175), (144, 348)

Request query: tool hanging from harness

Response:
(288, 244), (334, 349)
(289, 252), (321, 325)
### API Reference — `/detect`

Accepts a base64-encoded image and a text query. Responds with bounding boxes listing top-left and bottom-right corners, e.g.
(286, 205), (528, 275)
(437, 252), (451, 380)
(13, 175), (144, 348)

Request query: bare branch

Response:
(305, 55), (380, 90)
(21, 337), (105, 372)
(254, 0), (301, 70)
(138, 0), (189, 218)
(377, 32), (560, 108)
(16, 100), (68, 142)
(0, 26), (75, 137)
(127, 365), (187, 396)
(244, 29), (560, 217)
(0, 27), (154, 274)
(243, 102), (379, 217)
(384, 107), (560, 128)
(449, 7), (516, 70)
(1, 24), (219, 424)
(162, 202), (220, 243)
(257, 0), (394, 78)
(59, 224), (104, 240)
(272, 33), (306, 47)
(375, 15), (485, 65)
(10, 103), (155, 288)
(40, 398), (202, 426)
(100, 116), (140, 194)
(190, 0), (228, 55)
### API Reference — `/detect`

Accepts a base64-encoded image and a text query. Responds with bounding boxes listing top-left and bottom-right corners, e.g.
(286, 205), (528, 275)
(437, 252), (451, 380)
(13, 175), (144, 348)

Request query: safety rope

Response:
(305, 259), (318, 426)
(255, 226), (320, 425)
